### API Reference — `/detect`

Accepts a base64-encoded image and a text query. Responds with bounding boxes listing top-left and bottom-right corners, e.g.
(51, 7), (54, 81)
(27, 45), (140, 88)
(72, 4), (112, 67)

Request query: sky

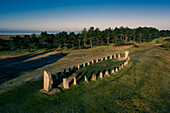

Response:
(0, 0), (170, 31)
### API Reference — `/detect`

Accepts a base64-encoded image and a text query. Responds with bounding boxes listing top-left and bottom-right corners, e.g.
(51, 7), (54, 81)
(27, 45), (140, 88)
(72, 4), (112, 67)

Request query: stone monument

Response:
(44, 70), (53, 92)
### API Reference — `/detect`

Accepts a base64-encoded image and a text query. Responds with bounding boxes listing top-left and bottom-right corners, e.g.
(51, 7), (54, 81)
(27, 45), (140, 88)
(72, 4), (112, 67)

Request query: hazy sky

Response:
(0, 0), (170, 31)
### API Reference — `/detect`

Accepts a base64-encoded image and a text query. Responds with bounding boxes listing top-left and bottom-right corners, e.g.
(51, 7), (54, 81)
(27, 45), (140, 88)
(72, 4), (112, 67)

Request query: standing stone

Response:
(63, 78), (69, 89)
(78, 64), (80, 69)
(115, 67), (118, 72)
(84, 75), (88, 83)
(44, 70), (53, 92)
(96, 59), (98, 63)
(110, 55), (113, 59)
(87, 62), (90, 66)
(118, 53), (121, 59)
(124, 62), (126, 66)
(91, 73), (96, 81)
(105, 70), (110, 76)
(83, 62), (86, 67)
(111, 69), (115, 74)
(73, 76), (77, 85)
(99, 72), (103, 78)
(92, 59), (94, 64)
(114, 54), (116, 59)
(105, 56), (108, 60)
(101, 58), (103, 61)
(125, 51), (129, 59)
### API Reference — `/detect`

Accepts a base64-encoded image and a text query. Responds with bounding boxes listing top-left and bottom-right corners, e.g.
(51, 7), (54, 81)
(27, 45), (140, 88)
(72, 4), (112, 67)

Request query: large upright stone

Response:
(96, 59), (98, 63)
(118, 53), (121, 59)
(105, 56), (108, 60)
(101, 58), (103, 61)
(110, 55), (113, 59)
(111, 69), (115, 74)
(78, 64), (80, 69)
(125, 51), (129, 59)
(123, 62), (127, 66)
(84, 75), (88, 83)
(63, 78), (69, 89)
(115, 67), (118, 72)
(44, 70), (53, 92)
(91, 73), (96, 81)
(92, 59), (94, 64)
(83, 62), (86, 67)
(114, 54), (116, 59)
(99, 72), (103, 78)
(87, 62), (90, 66)
(105, 70), (110, 76)
(73, 76), (77, 85)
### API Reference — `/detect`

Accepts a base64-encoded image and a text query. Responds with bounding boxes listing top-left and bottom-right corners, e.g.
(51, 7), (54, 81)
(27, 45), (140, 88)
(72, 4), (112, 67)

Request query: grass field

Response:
(0, 37), (169, 112)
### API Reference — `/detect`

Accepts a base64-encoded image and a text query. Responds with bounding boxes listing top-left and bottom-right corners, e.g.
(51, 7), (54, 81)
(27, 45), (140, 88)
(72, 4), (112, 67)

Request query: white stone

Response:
(96, 59), (98, 63)
(83, 62), (86, 67)
(115, 67), (118, 72)
(111, 69), (115, 74)
(110, 55), (113, 59)
(63, 78), (69, 89)
(84, 75), (88, 83)
(105, 70), (110, 76)
(73, 76), (77, 85)
(44, 70), (53, 92)
(91, 74), (96, 81)
(99, 72), (103, 78)
(114, 54), (116, 59)
(78, 64), (80, 69)
(118, 53), (121, 58)
(91, 60), (94, 64)
(125, 51), (129, 59)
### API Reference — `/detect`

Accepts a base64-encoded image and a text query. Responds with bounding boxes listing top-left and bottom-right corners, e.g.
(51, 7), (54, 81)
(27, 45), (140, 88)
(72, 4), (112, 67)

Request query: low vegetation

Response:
(160, 43), (170, 48)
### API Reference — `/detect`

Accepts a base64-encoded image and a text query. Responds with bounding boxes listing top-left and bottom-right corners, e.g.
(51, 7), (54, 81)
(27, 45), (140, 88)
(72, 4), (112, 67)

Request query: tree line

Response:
(0, 26), (170, 51)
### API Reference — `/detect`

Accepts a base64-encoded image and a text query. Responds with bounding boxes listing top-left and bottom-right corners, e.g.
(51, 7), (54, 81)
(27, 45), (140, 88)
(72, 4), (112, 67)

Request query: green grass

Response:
(0, 48), (57, 55)
(69, 59), (125, 84)
(0, 38), (169, 113)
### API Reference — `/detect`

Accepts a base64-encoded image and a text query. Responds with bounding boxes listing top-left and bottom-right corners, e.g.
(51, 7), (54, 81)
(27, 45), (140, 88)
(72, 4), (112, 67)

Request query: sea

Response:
(0, 31), (81, 35)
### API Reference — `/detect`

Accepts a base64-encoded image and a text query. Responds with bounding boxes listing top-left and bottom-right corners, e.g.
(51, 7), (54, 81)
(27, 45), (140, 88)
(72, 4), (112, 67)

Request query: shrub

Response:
(160, 43), (170, 48)
(114, 42), (134, 46)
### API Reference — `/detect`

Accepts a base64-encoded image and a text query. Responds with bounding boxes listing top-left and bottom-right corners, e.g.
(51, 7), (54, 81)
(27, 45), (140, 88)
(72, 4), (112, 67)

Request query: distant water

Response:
(0, 31), (80, 35)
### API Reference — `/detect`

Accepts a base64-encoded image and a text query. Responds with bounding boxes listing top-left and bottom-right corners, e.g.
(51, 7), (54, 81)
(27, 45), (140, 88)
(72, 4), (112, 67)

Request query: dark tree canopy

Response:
(0, 26), (170, 51)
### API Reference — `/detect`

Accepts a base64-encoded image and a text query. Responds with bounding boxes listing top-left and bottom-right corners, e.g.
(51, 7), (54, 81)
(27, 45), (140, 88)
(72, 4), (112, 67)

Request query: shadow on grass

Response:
(0, 52), (69, 84)
(83, 61), (135, 93)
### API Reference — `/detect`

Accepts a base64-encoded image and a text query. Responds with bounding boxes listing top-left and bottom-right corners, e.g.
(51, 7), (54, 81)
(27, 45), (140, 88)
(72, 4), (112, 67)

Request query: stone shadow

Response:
(0, 52), (68, 84)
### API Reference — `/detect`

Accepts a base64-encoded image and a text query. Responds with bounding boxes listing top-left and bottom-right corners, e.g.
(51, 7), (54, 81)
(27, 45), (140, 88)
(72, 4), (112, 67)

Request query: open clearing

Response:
(0, 38), (170, 112)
